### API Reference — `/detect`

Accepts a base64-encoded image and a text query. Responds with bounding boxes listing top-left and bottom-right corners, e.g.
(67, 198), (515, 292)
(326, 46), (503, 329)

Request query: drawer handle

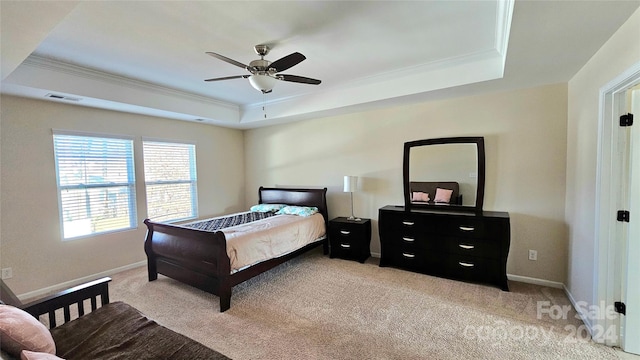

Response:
(459, 226), (475, 232)
(340, 230), (351, 235)
(402, 221), (415, 226)
(402, 237), (415, 242)
(459, 244), (475, 250)
(458, 262), (474, 268)
(340, 243), (351, 248)
(402, 253), (416, 258)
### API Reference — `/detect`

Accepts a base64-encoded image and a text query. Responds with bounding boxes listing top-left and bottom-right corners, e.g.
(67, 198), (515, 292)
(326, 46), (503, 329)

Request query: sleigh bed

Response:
(143, 187), (328, 312)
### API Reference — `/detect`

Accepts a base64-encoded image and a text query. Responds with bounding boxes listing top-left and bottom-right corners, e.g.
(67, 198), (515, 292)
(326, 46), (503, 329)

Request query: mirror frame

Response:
(403, 136), (485, 212)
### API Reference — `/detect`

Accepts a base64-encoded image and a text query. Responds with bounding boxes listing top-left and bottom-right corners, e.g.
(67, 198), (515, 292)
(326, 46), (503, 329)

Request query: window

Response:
(143, 140), (198, 222)
(53, 133), (137, 239)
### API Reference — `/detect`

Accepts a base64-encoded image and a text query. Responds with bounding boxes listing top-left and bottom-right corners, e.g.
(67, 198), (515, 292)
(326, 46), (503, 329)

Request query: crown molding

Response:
(23, 54), (239, 111)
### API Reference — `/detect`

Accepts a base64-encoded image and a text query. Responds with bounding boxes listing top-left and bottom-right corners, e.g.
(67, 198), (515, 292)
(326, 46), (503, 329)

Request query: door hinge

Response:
(615, 301), (626, 315)
(620, 113), (634, 127)
(617, 210), (630, 222)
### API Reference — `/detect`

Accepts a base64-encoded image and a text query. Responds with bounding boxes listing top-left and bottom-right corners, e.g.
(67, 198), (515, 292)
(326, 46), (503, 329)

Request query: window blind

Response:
(53, 134), (137, 239)
(143, 141), (198, 222)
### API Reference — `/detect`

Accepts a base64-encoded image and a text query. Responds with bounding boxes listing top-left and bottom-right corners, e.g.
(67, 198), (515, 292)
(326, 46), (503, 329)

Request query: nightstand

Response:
(328, 217), (371, 263)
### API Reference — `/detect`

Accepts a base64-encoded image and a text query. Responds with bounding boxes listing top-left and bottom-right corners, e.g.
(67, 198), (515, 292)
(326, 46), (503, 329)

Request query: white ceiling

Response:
(1, 0), (638, 129)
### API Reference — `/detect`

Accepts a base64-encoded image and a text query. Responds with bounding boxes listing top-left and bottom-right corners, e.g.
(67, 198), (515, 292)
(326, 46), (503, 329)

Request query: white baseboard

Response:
(563, 284), (595, 334)
(507, 274), (564, 289)
(18, 260), (147, 301)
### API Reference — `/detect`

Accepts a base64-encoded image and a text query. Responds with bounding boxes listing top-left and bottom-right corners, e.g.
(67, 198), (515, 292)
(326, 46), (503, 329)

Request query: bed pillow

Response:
(276, 206), (318, 217)
(20, 351), (64, 360)
(0, 305), (56, 356)
(411, 191), (430, 202)
(434, 188), (453, 203)
(250, 203), (287, 213)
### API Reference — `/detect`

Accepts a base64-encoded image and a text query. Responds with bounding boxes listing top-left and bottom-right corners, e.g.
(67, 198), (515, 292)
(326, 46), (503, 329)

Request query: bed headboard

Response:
(258, 187), (328, 223)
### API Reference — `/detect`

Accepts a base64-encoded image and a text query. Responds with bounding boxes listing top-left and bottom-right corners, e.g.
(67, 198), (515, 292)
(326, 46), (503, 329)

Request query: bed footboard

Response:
(144, 219), (232, 311)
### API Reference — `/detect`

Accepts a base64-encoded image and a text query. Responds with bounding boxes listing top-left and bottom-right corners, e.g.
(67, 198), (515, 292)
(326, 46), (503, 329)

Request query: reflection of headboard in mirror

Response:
(403, 137), (485, 211)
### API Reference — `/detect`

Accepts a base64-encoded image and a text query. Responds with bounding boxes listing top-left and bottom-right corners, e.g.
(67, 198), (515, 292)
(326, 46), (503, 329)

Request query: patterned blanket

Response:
(182, 211), (276, 232)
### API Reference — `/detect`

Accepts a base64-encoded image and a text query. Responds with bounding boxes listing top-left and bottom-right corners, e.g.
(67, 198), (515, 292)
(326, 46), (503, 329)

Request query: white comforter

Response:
(221, 213), (326, 273)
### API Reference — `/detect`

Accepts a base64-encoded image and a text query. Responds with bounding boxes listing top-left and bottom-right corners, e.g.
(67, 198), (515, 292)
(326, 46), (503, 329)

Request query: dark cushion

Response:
(50, 302), (230, 360)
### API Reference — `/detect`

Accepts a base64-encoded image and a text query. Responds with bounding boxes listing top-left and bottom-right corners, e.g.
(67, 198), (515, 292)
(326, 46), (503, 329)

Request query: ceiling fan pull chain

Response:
(263, 93), (267, 119)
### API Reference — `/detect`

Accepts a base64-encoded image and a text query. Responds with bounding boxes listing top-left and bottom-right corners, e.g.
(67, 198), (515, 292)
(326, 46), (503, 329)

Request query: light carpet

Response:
(109, 248), (619, 359)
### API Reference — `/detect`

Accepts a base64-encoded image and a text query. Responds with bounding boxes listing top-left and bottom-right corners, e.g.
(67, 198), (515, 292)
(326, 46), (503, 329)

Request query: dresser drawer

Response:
(445, 256), (500, 283)
(389, 248), (442, 272)
(379, 211), (436, 232)
(445, 237), (501, 259)
(437, 218), (487, 238)
(380, 230), (439, 251)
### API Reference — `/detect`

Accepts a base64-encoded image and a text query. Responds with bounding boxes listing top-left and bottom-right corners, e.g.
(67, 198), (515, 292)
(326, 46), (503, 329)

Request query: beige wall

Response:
(566, 8), (640, 304)
(245, 83), (569, 282)
(0, 95), (245, 295)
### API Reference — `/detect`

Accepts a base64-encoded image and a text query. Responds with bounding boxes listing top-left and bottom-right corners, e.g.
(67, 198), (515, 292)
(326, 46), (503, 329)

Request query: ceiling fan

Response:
(204, 45), (321, 94)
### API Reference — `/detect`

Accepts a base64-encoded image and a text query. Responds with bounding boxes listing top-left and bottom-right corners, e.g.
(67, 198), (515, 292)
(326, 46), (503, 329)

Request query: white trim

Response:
(594, 61), (640, 346)
(506, 274), (564, 289)
(52, 128), (135, 140)
(565, 284), (595, 332)
(17, 261), (146, 301)
(24, 55), (238, 111)
(141, 137), (197, 145)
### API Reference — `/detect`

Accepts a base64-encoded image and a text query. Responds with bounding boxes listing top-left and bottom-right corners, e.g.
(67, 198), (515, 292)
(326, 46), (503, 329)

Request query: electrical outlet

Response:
(1, 268), (13, 279)
(528, 250), (538, 261)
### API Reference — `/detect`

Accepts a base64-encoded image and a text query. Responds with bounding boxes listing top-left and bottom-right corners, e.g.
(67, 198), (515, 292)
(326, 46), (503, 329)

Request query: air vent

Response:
(45, 93), (81, 102)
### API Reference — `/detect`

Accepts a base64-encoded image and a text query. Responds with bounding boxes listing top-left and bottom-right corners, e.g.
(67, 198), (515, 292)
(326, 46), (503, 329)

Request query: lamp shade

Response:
(344, 176), (358, 192)
(249, 74), (277, 92)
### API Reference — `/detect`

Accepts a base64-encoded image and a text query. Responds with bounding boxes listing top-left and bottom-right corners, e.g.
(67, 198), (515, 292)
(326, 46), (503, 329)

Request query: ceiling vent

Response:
(45, 93), (81, 102)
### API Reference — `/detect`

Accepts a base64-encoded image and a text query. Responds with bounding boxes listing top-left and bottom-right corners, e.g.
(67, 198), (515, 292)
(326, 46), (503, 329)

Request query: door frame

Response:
(594, 61), (640, 347)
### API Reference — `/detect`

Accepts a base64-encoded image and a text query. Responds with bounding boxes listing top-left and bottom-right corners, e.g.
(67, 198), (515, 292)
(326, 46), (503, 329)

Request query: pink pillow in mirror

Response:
(434, 188), (453, 203)
(411, 191), (430, 202)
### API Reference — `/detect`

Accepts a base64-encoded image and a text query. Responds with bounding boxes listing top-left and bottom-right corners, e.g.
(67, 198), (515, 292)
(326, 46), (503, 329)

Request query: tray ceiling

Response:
(1, 1), (638, 128)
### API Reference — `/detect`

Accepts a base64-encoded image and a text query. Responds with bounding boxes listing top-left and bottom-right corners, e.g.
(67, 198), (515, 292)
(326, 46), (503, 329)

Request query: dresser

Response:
(329, 217), (372, 263)
(378, 205), (510, 290)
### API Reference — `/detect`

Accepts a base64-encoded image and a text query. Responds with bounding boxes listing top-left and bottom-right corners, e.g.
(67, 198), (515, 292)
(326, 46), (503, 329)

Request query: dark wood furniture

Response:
(404, 137), (485, 211)
(0, 278), (229, 359)
(378, 205), (510, 290)
(144, 186), (329, 312)
(328, 217), (371, 263)
(1, 277), (111, 328)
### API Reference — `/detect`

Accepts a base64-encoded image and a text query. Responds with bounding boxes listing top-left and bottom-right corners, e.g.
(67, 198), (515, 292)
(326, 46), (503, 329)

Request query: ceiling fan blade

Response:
(270, 52), (306, 72)
(204, 75), (249, 82)
(278, 74), (321, 85)
(206, 51), (251, 70)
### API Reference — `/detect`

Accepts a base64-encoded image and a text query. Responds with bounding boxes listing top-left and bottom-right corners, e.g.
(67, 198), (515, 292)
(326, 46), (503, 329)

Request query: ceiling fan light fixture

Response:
(249, 74), (277, 93)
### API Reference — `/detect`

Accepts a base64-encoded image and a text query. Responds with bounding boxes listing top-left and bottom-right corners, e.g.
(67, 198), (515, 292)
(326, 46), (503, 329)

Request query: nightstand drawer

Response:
(329, 226), (367, 241)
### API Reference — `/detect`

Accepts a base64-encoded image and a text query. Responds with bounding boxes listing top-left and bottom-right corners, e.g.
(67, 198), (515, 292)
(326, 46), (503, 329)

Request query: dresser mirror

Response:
(403, 137), (485, 212)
